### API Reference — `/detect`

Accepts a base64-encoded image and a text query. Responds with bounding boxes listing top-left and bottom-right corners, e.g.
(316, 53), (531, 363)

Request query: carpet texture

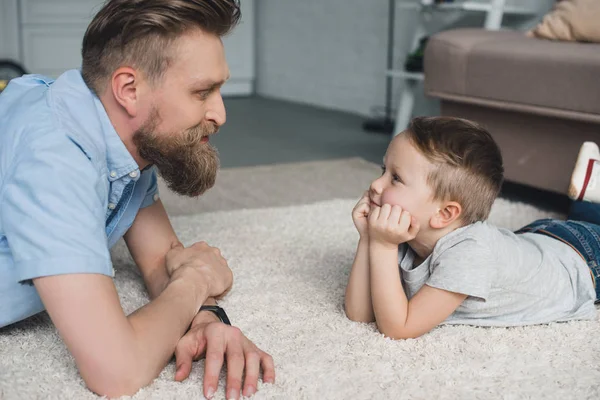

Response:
(1, 198), (599, 400)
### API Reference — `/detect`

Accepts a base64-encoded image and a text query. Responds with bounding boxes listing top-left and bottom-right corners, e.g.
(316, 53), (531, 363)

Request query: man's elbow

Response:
(81, 360), (149, 398)
(85, 374), (146, 398)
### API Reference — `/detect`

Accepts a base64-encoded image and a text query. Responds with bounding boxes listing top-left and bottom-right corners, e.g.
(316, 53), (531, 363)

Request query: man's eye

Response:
(197, 90), (211, 100)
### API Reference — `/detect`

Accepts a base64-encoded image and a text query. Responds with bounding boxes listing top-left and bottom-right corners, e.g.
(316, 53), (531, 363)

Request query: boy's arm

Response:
(369, 243), (467, 339)
(344, 238), (375, 322)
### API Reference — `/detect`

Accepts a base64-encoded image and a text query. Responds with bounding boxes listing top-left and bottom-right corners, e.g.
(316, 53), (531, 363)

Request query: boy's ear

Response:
(430, 201), (462, 229)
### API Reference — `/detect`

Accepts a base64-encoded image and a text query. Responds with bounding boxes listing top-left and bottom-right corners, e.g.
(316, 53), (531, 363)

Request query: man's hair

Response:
(403, 116), (504, 225)
(81, 0), (241, 94)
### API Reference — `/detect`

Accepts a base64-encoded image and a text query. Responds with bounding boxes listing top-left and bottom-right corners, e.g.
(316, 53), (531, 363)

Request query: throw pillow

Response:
(527, 0), (600, 43)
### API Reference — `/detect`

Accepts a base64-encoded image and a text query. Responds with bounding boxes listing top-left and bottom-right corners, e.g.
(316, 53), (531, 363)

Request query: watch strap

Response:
(199, 305), (231, 325)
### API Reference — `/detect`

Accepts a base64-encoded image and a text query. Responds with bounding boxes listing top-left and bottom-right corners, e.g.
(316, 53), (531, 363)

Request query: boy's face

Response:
(369, 134), (440, 228)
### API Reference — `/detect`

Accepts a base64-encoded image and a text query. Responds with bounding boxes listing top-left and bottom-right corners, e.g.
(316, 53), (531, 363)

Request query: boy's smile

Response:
(369, 134), (440, 232)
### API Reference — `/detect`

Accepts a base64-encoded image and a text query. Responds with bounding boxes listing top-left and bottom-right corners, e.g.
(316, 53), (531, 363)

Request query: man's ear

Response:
(111, 67), (140, 118)
(430, 201), (462, 229)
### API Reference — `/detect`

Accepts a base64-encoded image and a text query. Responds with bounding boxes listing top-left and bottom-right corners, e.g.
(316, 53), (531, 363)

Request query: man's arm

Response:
(123, 199), (274, 400)
(123, 199), (220, 315)
(123, 199), (187, 299)
(344, 239), (375, 322)
(34, 268), (210, 397)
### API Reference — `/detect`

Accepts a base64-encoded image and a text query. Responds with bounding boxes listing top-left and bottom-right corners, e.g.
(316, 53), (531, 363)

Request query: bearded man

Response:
(0, 1), (274, 399)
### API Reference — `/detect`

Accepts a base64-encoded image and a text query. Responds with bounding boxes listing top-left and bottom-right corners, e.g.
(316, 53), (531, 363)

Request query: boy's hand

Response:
(352, 191), (371, 238)
(368, 204), (420, 249)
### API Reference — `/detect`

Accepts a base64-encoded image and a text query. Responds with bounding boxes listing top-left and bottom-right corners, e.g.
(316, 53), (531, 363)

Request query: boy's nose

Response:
(370, 177), (384, 194)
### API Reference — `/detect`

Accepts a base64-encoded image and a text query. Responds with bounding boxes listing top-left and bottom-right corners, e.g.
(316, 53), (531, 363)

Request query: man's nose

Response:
(205, 92), (226, 127)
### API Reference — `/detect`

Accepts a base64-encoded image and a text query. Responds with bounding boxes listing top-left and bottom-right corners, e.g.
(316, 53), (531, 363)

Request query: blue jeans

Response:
(515, 200), (600, 302)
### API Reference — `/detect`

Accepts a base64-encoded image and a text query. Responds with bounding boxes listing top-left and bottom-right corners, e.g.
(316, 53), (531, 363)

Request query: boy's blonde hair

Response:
(403, 117), (504, 225)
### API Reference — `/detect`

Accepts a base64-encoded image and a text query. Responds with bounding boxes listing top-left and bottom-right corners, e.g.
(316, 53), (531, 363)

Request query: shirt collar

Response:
(92, 95), (140, 182)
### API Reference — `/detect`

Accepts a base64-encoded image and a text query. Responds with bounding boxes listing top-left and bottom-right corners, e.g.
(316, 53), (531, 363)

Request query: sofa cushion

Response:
(424, 28), (600, 117)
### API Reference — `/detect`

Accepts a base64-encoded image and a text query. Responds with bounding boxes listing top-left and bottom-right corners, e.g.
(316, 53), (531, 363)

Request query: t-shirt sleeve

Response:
(1, 139), (113, 282)
(426, 239), (494, 301)
(140, 166), (159, 209)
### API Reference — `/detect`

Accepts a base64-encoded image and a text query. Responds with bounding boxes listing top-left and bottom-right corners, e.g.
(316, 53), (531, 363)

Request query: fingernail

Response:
(206, 387), (215, 399)
(247, 385), (256, 396)
(227, 388), (239, 400)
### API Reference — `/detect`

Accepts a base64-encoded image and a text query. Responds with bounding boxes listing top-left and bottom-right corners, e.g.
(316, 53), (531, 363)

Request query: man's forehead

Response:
(170, 31), (228, 74)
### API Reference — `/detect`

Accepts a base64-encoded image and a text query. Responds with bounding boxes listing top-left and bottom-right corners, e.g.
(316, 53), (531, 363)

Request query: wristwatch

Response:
(199, 305), (231, 325)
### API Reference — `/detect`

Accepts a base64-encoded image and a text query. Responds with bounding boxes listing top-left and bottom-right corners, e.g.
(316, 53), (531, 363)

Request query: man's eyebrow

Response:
(191, 76), (230, 91)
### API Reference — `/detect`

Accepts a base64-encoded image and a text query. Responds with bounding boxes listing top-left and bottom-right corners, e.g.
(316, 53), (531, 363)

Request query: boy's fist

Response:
(352, 191), (371, 238)
(368, 204), (419, 248)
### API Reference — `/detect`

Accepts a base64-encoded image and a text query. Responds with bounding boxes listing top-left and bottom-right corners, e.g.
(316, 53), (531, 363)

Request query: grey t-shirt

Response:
(399, 221), (597, 326)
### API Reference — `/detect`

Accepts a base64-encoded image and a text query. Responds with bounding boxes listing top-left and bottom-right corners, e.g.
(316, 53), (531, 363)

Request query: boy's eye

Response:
(393, 174), (402, 183)
(380, 165), (386, 175)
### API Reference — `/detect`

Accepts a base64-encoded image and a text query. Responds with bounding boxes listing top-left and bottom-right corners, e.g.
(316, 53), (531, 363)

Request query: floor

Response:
(214, 96), (390, 168)
(212, 96), (570, 214)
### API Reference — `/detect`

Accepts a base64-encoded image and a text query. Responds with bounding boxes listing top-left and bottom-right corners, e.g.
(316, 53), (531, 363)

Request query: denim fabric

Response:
(515, 200), (600, 302)
(0, 70), (159, 327)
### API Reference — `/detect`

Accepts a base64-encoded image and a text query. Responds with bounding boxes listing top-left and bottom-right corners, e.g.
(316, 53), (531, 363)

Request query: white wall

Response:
(255, 0), (555, 118)
(0, 0), (20, 61)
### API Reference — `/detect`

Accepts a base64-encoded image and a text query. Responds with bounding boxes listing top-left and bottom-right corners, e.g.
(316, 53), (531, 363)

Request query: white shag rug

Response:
(1, 198), (599, 400)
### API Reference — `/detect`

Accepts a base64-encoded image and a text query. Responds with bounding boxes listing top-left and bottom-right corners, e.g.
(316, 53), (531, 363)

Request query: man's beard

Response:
(133, 108), (220, 197)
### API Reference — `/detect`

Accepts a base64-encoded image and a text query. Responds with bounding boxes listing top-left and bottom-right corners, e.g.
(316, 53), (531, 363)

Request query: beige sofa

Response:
(424, 28), (600, 195)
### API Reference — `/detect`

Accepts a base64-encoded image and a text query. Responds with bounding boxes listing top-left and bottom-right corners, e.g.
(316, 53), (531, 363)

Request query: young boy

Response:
(344, 116), (599, 339)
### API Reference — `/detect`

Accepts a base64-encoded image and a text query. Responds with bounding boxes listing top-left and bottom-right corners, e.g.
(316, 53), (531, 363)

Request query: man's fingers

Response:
(260, 351), (276, 384)
(174, 336), (195, 382)
(242, 348), (261, 397)
(225, 329), (245, 400)
(203, 331), (226, 399)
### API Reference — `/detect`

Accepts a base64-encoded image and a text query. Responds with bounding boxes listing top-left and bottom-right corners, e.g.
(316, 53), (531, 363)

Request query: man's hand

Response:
(352, 191), (371, 238)
(368, 204), (420, 249)
(166, 242), (233, 299)
(174, 320), (276, 400)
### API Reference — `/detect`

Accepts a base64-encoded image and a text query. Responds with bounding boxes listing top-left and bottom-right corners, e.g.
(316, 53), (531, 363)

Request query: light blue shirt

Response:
(0, 70), (159, 327)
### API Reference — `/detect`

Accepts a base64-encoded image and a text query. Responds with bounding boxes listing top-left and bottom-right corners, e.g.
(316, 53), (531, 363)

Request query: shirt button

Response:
(108, 203), (116, 210)
(109, 171), (117, 178)
(129, 171), (138, 178)
(153, 194), (159, 202)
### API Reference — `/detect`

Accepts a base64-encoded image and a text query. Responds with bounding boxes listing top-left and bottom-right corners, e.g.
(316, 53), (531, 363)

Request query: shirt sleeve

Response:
(1, 138), (113, 282)
(140, 166), (159, 209)
(426, 239), (494, 301)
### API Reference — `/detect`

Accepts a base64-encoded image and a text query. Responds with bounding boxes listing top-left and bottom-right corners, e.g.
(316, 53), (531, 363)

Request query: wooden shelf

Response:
(386, 70), (425, 81)
(398, 1), (536, 16)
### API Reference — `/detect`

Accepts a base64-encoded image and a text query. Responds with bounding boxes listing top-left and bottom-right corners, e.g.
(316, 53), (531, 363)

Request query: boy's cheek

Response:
(380, 192), (414, 214)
